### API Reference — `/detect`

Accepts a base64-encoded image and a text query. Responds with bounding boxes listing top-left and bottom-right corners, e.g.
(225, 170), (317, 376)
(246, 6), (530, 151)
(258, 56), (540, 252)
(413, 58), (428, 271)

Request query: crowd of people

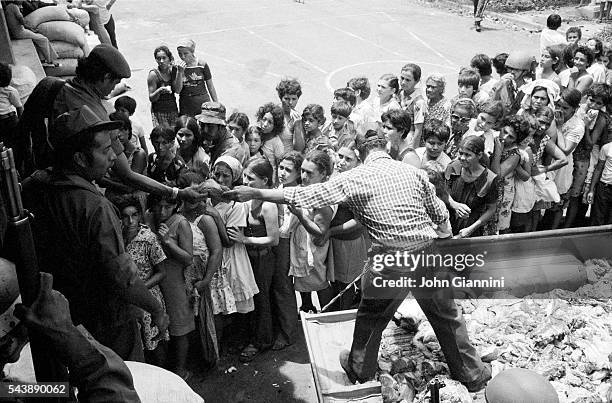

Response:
(1, 7), (612, 396)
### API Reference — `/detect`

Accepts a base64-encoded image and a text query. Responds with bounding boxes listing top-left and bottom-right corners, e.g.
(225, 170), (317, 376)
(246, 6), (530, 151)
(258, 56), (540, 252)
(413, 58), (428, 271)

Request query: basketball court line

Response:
(317, 21), (405, 59)
(242, 27), (329, 75)
(324, 59), (456, 93)
(378, 11), (458, 68)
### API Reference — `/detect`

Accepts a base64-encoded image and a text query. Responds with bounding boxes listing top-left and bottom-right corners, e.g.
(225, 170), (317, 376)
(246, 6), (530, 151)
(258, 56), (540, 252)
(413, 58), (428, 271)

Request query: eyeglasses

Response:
(450, 114), (471, 124)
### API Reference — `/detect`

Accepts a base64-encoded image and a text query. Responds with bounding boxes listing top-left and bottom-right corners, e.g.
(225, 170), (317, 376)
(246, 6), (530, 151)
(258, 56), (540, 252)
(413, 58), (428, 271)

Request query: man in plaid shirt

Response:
(224, 131), (491, 392)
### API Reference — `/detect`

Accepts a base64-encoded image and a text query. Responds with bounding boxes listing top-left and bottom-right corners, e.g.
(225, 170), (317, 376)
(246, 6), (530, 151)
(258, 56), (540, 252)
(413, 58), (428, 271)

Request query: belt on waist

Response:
(367, 240), (435, 257)
(0, 112), (16, 121)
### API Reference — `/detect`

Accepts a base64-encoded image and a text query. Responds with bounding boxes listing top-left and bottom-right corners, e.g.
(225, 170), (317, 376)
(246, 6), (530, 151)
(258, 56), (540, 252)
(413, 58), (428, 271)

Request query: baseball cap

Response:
(88, 44), (131, 79)
(51, 106), (123, 147)
(196, 102), (227, 126)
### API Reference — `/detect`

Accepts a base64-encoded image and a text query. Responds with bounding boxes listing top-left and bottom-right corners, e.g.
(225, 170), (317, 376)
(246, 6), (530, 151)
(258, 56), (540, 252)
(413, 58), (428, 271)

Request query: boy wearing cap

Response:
(196, 101), (247, 165)
(21, 106), (170, 361)
(176, 39), (218, 117)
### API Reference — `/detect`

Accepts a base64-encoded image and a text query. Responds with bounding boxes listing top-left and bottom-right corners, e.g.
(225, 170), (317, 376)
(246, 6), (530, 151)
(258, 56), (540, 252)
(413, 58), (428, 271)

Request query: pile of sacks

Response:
(24, 6), (90, 77)
(378, 258), (612, 403)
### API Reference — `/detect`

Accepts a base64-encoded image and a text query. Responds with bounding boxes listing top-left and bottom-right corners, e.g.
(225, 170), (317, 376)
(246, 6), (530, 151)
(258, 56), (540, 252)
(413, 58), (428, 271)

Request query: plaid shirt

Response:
(283, 151), (448, 251)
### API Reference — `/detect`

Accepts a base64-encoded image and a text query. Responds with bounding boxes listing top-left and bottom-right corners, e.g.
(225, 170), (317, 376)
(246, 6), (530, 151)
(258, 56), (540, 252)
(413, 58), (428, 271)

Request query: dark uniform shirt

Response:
(22, 169), (138, 335)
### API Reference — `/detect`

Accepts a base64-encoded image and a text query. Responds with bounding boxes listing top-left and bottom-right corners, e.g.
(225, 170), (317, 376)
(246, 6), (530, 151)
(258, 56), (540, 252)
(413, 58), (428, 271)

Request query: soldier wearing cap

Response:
(21, 106), (170, 362)
(196, 101), (248, 166)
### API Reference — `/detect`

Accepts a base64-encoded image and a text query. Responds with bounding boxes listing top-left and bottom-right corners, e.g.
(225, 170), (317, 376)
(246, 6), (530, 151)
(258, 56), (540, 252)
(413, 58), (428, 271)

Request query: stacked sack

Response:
(23, 6), (90, 77)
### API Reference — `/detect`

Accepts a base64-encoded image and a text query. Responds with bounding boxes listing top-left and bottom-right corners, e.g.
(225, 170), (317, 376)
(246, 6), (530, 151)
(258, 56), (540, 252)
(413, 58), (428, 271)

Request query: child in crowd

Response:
(115, 95), (149, 155)
(231, 159), (280, 362)
(289, 150), (336, 313)
(114, 194), (169, 367)
(322, 100), (356, 151)
(602, 47), (612, 85)
(208, 156), (258, 315)
(109, 111), (147, 174)
(147, 193), (194, 381)
(537, 46), (562, 88)
(227, 112), (251, 166)
(492, 53), (509, 77)
(399, 63), (427, 148)
(148, 124), (187, 185)
(347, 76), (379, 134)
(177, 172), (223, 369)
(256, 103), (286, 184)
(381, 109), (414, 162)
(245, 126), (265, 160)
(456, 67), (490, 108)
(375, 73), (401, 117)
(404, 119), (452, 171)
(333, 87), (356, 108)
(586, 38), (607, 85)
(327, 144), (368, 311)
(497, 115), (531, 233)
(471, 54), (498, 97)
(464, 100), (505, 173)
(568, 46), (594, 95)
(540, 14), (565, 53)
(276, 78), (305, 153)
(175, 115), (210, 177)
(586, 134), (612, 225)
(0, 63), (23, 148)
(301, 104), (329, 155)
(566, 27), (582, 45)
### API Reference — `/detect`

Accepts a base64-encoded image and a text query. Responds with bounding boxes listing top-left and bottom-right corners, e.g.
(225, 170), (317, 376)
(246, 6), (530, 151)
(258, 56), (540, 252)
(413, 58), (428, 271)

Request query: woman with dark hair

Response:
(148, 45), (181, 127)
(288, 150), (336, 313)
(445, 136), (500, 238)
(376, 73), (401, 117)
(230, 158), (280, 361)
(147, 124), (187, 185)
(175, 115), (210, 177)
(276, 78), (305, 153)
(568, 46), (594, 94)
(537, 46), (562, 88)
(256, 103), (286, 185)
(446, 98), (478, 160)
(381, 109), (412, 161)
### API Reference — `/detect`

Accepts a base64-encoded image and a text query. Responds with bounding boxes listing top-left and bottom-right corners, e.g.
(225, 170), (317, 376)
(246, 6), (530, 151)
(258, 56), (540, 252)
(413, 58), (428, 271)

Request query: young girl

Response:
(602, 47), (612, 86)
(148, 45), (180, 127)
(463, 100), (504, 174)
(175, 115), (210, 177)
(207, 156), (258, 315)
(381, 109), (413, 162)
(255, 103), (286, 184)
(399, 63), (426, 148)
(568, 46), (594, 95)
(176, 39), (218, 116)
(404, 119), (452, 171)
(177, 172), (223, 368)
(109, 111), (147, 174)
(148, 124), (187, 186)
(586, 38), (607, 85)
(375, 73), (401, 117)
(115, 194), (169, 367)
(272, 151), (303, 349)
(289, 150), (336, 313)
(245, 126), (265, 160)
(496, 116), (531, 233)
(326, 145), (369, 311)
(147, 193), (194, 380)
(537, 46), (562, 88)
(229, 159), (280, 361)
(301, 104), (330, 155)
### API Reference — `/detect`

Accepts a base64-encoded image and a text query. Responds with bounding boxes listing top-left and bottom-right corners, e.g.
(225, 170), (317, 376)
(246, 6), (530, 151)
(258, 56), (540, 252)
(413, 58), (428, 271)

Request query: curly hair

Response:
(381, 109), (412, 139)
(347, 76), (371, 100)
(305, 150), (333, 177)
(423, 119), (450, 143)
(574, 46), (594, 67)
(586, 84), (611, 105)
(255, 103), (285, 136)
(302, 104), (326, 126)
(153, 45), (174, 62)
(500, 115), (531, 145)
(276, 78), (302, 99)
(111, 193), (143, 216)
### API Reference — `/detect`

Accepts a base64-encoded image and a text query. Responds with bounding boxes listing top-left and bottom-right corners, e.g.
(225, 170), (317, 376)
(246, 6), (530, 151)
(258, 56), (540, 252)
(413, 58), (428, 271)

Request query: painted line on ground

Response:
(324, 59), (457, 93)
(130, 12), (377, 44)
(378, 11), (458, 68)
(242, 28), (329, 75)
(317, 21), (405, 58)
